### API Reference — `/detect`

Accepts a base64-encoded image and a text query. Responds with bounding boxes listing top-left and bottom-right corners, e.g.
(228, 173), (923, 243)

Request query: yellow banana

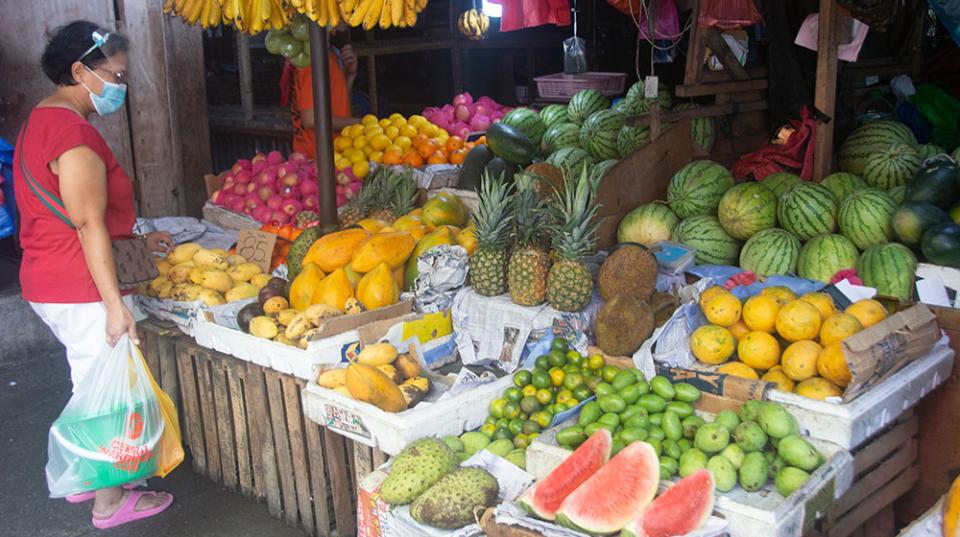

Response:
(163, 0), (176, 14)
(390, 0), (402, 27)
(290, 0), (304, 7)
(173, 0), (189, 14)
(210, 0), (224, 28)
(318, 0), (328, 26)
(363, 0), (383, 29)
(379, 0), (392, 28)
(349, 0), (372, 26)
(269, 0), (286, 28)
(185, 0), (205, 24)
(415, 0), (427, 11)
(340, 0), (357, 19)
(328, 0), (340, 26)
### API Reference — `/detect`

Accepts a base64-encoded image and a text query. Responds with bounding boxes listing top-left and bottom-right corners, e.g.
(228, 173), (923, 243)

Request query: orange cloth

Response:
(291, 55), (351, 158)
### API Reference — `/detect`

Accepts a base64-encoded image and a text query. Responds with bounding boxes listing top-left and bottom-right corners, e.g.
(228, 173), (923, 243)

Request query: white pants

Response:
(30, 295), (145, 391)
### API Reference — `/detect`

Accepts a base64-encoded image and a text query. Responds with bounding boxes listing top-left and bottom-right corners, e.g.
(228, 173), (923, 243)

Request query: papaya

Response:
(312, 268), (354, 311)
(289, 263), (326, 311)
(356, 218), (391, 233)
(421, 195), (468, 227)
(302, 228), (370, 273)
(356, 263), (400, 310)
(343, 263), (362, 288)
(405, 225), (427, 241)
(345, 363), (407, 412)
(457, 225), (478, 256)
(403, 227), (456, 290)
(393, 214), (424, 230)
(351, 231), (417, 272)
(392, 266), (404, 289)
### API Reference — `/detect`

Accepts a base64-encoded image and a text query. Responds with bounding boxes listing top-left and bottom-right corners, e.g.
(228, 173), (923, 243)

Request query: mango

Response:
(356, 263), (400, 310)
(777, 435), (821, 472)
(167, 243), (201, 265)
(289, 263), (326, 311)
(225, 282), (258, 302)
(193, 248), (228, 270)
(707, 455), (737, 492)
(460, 432), (491, 455)
(304, 303), (341, 326)
(739, 452), (769, 492)
(171, 283), (202, 302)
(200, 270), (232, 293)
(251, 273), (273, 289)
(198, 289), (225, 306)
(154, 258), (172, 276)
(775, 466), (810, 497)
(317, 368), (348, 389)
(249, 316), (279, 339)
(188, 267), (205, 285)
(168, 262), (195, 284)
(227, 262), (262, 284)
(345, 363), (407, 413)
(357, 342), (398, 366)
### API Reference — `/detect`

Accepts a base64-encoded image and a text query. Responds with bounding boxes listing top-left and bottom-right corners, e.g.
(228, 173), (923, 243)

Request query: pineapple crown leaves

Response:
(390, 170), (419, 215)
(547, 167), (602, 260)
(472, 171), (515, 250)
(511, 175), (548, 246)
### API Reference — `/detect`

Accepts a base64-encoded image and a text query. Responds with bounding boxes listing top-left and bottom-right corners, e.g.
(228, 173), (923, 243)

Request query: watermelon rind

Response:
(666, 160), (734, 219)
(740, 228), (801, 276)
(542, 123), (581, 154)
(547, 147), (596, 180)
(838, 188), (897, 250)
(778, 182), (838, 241)
(555, 441), (659, 534)
(857, 243), (918, 300)
(521, 430), (612, 521)
(567, 89), (610, 125)
(621, 469), (716, 537)
(838, 120), (918, 175)
(618, 202), (680, 246)
(580, 110), (626, 161)
(892, 202), (950, 249)
(862, 143), (922, 189)
(672, 215), (741, 266)
(502, 108), (547, 147)
(821, 172), (866, 203)
(539, 104), (570, 129)
(617, 125), (651, 158)
(797, 234), (859, 283)
(761, 173), (802, 198)
(717, 182), (778, 240)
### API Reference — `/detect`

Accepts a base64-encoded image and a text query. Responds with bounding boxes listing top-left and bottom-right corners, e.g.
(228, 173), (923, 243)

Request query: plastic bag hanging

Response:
(563, 0), (588, 73)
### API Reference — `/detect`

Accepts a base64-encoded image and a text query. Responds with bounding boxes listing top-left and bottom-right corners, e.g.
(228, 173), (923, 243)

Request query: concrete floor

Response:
(0, 345), (307, 537)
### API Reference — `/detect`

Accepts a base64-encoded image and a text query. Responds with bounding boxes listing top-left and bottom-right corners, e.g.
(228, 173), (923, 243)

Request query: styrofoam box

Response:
(527, 413), (854, 537)
(302, 374), (514, 456)
(192, 315), (357, 380)
(767, 341), (954, 450)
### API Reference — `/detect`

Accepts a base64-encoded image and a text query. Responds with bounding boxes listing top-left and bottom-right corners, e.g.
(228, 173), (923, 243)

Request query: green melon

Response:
(590, 159), (619, 183)
(542, 123), (581, 154)
(666, 160), (734, 219)
(626, 81), (672, 115)
(761, 173), (802, 198)
(863, 143), (922, 189)
(717, 182), (778, 239)
(906, 158), (960, 208)
(777, 183), (838, 241)
(567, 89), (610, 125)
(838, 188), (897, 250)
(673, 103), (716, 154)
(838, 120), (918, 175)
(617, 202), (679, 246)
(539, 104), (570, 129)
(857, 243), (918, 300)
(917, 144), (947, 161)
(547, 147), (595, 179)
(739, 228), (802, 276)
(502, 107), (547, 147)
(922, 223), (960, 268)
(892, 202), (951, 249)
(797, 234), (859, 283)
(580, 110), (626, 161)
(672, 215), (741, 266)
(617, 125), (651, 158)
(888, 185), (906, 203)
(821, 172), (866, 203)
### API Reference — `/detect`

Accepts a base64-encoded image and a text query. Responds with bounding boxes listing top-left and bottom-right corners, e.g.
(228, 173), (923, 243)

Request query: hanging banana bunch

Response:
(163, 0), (289, 35)
(333, 0), (426, 30)
(457, 1), (489, 40)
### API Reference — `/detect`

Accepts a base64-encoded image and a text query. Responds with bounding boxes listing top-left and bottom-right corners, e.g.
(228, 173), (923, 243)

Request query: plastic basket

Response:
(534, 72), (627, 100)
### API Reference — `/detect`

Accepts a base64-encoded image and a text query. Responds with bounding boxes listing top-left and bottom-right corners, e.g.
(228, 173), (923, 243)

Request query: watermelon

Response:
(567, 89), (610, 125)
(863, 143), (922, 189)
(857, 243), (918, 300)
(761, 173), (802, 198)
(666, 160), (734, 219)
(618, 125), (651, 158)
(486, 122), (537, 165)
(674, 103), (716, 154)
(626, 81), (672, 115)
(672, 216), (741, 265)
(906, 157), (959, 208)
(888, 185), (906, 203)
(739, 228), (801, 276)
(590, 159), (619, 183)
(612, 99), (633, 115)
(502, 107), (547, 147)
(717, 182), (778, 239)
(542, 123), (581, 154)
(821, 172), (866, 202)
(838, 188), (897, 250)
(539, 104), (569, 129)
(580, 109), (626, 160)
(892, 202), (950, 249)
(520, 430), (612, 520)
(838, 120), (918, 175)
(777, 183), (838, 241)
(547, 147), (595, 179)
(922, 223), (960, 268)
(917, 143), (947, 161)
(621, 470), (716, 537)
(797, 234), (859, 283)
(555, 441), (659, 534)
(617, 202), (680, 246)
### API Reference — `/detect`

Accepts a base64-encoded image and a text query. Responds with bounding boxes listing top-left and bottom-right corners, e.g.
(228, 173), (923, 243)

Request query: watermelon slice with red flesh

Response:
(555, 441), (660, 534)
(621, 469), (716, 537)
(520, 429), (612, 520)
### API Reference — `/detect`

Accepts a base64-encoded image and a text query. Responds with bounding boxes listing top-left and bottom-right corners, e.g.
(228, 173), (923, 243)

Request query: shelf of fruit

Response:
(141, 243), (274, 306)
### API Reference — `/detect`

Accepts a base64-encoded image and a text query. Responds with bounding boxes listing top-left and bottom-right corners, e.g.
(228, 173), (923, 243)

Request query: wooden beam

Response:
(812, 0), (840, 181)
(683, 0), (706, 86)
(703, 27), (749, 80)
(676, 78), (768, 97)
(626, 100), (768, 126)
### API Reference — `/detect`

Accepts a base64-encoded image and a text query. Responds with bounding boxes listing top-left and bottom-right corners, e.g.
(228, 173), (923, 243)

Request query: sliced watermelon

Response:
(622, 469), (716, 537)
(555, 441), (660, 534)
(520, 430), (612, 520)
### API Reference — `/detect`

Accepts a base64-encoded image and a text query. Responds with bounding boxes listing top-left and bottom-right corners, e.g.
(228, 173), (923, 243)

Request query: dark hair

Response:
(41, 20), (129, 86)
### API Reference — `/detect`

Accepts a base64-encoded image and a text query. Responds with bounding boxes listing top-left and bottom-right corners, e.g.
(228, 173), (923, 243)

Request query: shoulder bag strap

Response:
(17, 115), (77, 230)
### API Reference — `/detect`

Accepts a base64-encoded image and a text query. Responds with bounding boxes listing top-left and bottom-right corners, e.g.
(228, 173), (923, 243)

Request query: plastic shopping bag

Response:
(46, 335), (183, 497)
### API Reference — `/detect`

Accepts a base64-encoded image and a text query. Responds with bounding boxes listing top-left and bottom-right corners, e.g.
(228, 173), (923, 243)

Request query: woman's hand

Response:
(105, 301), (139, 347)
(341, 44), (358, 88)
(145, 231), (173, 254)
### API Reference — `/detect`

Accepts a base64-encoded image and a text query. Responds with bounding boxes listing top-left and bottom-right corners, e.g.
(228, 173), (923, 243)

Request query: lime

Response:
(521, 384), (538, 397)
(554, 402), (570, 413)
(496, 418), (509, 430)
(520, 395), (542, 415)
(551, 338), (568, 353)
(573, 385), (592, 402)
(581, 367), (595, 378)
(555, 389), (574, 406)
(489, 398), (507, 419)
(508, 418), (525, 436)
(532, 370), (552, 389)
(563, 372), (585, 391)
(503, 401), (521, 420)
(535, 355), (550, 370)
(513, 434), (530, 449)
(563, 364), (580, 375)
(504, 387), (523, 403)
(566, 350), (582, 365)
(549, 368), (566, 387)
(513, 370), (532, 388)
(535, 388), (554, 406)
(594, 382), (615, 398)
(602, 365), (621, 383)
(588, 354), (605, 370)
(522, 420), (541, 435)
(480, 423), (496, 437)
(548, 350), (567, 368)
(493, 426), (513, 441)
(484, 416), (497, 426)
(533, 409), (553, 428)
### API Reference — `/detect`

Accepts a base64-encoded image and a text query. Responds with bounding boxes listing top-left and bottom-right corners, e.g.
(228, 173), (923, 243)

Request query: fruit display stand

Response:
(137, 318), (188, 414)
(201, 201), (260, 232)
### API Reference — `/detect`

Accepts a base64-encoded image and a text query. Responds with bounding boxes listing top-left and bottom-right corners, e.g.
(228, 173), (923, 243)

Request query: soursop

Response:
(379, 438), (458, 505)
(410, 467), (499, 529)
(286, 226), (322, 278)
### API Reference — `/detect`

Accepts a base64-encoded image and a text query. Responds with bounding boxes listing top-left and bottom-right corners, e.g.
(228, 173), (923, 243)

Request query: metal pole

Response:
(308, 21), (338, 227)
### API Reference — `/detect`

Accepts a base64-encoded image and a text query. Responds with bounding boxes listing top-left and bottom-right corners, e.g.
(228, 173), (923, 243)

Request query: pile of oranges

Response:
(334, 113), (485, 172)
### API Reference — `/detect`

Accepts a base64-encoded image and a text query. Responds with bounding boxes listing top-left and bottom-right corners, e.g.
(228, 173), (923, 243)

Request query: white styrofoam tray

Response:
(302, 373), (514, 456)
(767, 340), (954, 450)
(526, 413), (854, 537)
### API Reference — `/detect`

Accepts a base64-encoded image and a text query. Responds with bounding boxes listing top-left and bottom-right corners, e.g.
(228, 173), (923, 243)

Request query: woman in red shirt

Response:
(14, 21), (173, 528)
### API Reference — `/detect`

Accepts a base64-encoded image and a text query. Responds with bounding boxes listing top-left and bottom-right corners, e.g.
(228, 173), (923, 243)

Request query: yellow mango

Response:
(345, 363), (407, 412)
(167, 243), (201, 265)
(302, 228), (370, 273)
(193, 248), (229, 270)
(351, 231), (417, 273)
(289, 263), (326, 311)
(225, 282), (259, 302)
(313, 268), (354, 311)
(356, 263), (400, 310)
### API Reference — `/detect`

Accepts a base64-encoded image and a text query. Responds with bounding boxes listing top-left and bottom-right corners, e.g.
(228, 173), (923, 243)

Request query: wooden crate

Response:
(816, 411), (919, 537)
(137, 319), (184, 411)
(174, 338), (359, 537)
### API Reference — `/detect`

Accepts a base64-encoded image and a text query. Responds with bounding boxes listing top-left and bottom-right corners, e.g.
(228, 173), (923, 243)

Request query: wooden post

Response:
(683, 0), (705, 86)
(813, 0), (840, 181)
(237, 32), (254, 121)
(308, 22), (338, 227)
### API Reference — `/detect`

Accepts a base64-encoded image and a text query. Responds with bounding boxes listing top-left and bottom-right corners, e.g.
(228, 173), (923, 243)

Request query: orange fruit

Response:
(698, 286), (728, 310)
(689, 325), (736, 365)
(413, 133), (430, 149)
(427, 151), (447, 165)
(728, 320), (750, 341)
(800, 292), (836, 319)
(795, 377), (843, 400)
(737, 331), (781, 370)
(449, 149), (467, 165)
(844, 299), (887, 328)
(417, 140), (437, 159)
(382, 149), (404, 165)
(717, 362), (759, 380)
(819, 313), (863, 346)
(404, 151), (425, 167)
(445, 136), (464, 153)
(817, 341), (852, 387)
(742, 294), (781, 333)
(775, 300), (822, 342)
(702, 292), (742, 327)
(761, 286), (798, 305)
(761, 369), (795, 392)
(781, 340), (822, 381)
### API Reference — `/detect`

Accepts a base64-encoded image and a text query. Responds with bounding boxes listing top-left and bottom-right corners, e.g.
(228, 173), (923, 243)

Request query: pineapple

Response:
(369, 169), (417, 223)
(338, 167), (382, 228)
(508, 175), (550, 306)
(469, 172), (514, 296)
(545, 167), (601, 312)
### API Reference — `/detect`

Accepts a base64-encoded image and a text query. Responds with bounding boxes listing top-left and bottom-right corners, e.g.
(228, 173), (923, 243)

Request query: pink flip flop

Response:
(91, 490), (174, 530)
(66, 483), (138, 504)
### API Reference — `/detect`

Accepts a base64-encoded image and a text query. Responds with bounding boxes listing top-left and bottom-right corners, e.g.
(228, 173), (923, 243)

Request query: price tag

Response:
(236, 229), (277, 273)
(644, 75), (659, 99)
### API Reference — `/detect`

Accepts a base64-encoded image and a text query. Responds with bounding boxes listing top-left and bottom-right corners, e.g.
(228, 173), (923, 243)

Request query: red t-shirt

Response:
(291, 57), (351, 158)
(13, 107), (136, 303)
